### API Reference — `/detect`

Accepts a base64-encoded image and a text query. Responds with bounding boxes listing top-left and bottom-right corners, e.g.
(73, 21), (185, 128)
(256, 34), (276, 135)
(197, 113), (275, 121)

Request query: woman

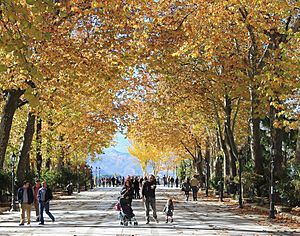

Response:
(181, 177), (191, 201)
(121, 179), (134, 206)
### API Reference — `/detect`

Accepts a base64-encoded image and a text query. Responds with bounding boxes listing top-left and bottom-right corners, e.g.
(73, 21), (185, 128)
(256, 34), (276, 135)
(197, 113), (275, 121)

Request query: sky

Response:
(111, 132), (131, 154)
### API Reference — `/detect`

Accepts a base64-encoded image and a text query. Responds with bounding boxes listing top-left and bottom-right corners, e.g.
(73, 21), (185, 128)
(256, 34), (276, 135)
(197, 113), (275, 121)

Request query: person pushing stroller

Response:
(116, 179), (137, 226)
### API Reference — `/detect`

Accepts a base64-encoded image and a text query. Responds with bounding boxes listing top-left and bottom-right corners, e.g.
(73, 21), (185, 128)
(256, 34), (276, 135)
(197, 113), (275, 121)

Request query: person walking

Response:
(190, 175), (200, 201)
(33, 180), (41, 221)
(17, 180), (34, 226)
(133, 176), (140, 199)
(163, 198), (174, 223)
(181, 177), (191, 201)
(170, 177), (174, 188)
(175, 177), (179, 188)
(38, 181), (55, 225)
(142, 174), (159, 224)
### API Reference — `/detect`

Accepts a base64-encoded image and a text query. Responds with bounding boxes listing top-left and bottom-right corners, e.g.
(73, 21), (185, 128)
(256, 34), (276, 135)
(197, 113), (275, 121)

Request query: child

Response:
(163, 198), (174, 223)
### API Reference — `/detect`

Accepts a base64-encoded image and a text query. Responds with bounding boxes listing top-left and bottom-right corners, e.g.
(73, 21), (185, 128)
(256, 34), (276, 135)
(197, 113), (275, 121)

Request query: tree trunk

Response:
(269, 105), (283, 180)
(296, 128), (300, 164)
(249, 87), (264, 175)
(0, 89), (24, 168)
(16, 112), (36, 182)
(195, 143), (203, 179)
(205, 140), (211, 191)
(36, 118), (42, 178)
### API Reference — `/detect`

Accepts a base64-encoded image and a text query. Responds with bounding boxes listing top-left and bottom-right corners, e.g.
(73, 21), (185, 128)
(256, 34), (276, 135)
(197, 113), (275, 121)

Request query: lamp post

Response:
(238, 151), (243, 208)
(77, 165), (80, 193)
(90, 166), (93, 189)
(37, 159), (42, 180)
(269, 144), (276, 219)
(10, 153), (17, 212)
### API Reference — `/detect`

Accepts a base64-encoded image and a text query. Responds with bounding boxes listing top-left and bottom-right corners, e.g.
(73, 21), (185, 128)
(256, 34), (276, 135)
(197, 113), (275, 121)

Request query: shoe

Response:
(165, 220), (168, 223)
(27, 222), (30, 225)
(171, 219), (173, 223)
(52, 219), (55, 223)
(155, 218), (159, 223)
(146, 220), (149, 224)
(38, 223), (44, 225)
(19, 223), (24, 226)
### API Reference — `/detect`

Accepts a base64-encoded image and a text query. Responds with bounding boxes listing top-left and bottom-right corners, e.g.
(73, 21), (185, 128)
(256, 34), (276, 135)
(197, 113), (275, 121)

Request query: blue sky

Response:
(111, 132), (130, 154)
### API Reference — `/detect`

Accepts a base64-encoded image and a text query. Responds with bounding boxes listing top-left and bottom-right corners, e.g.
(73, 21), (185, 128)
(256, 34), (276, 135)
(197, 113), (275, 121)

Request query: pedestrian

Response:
(33, 180), (41, 221)
(163, 198), (174, 223)
(170, 177), (174, 188)
(112, 176), (116, 187)
(121, 179), (134, 206)
(38, 181), (55, 225)
(163, 175), (167, 187)
(142, 174), (159, 224)
(139, 176), (143, 188)
(133, 176), (140, 199)
(181, 177), (191, 201)
(175, 177), (179, 188)
(190, 175), (200, 201)
(17, 180), (34, 226)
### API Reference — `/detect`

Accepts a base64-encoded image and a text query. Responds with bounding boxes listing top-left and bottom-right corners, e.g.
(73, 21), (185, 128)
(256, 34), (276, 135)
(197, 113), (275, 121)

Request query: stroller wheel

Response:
(129, 221), (132, 225)
(124, 222), (128, 226)
(120, 221), (123, 225)
(134, 222), (138, 226)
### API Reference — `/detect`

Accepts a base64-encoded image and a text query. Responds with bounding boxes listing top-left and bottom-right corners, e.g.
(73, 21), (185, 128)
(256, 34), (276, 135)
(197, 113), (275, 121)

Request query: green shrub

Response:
(41, 167), (85, 190)
(277, 163), (300, 207)
(0, 170), (11, 202)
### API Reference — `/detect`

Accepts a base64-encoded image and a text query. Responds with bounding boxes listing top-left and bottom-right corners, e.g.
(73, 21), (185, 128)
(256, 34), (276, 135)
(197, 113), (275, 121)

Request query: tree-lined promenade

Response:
(0, 0), (300, 226)
(0, 187), (299, 235)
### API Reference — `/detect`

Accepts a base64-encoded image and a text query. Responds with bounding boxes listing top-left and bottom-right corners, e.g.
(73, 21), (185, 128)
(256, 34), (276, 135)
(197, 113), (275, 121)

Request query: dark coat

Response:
(17, 187), (34, 204)
(121, 186), (134, 199)
(142, 180), (156, 198)
(38, 187), (53, 203)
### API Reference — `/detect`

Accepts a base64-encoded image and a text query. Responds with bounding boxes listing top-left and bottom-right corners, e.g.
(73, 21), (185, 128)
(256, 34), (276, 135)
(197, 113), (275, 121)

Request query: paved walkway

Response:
(0, 186), (299, 235)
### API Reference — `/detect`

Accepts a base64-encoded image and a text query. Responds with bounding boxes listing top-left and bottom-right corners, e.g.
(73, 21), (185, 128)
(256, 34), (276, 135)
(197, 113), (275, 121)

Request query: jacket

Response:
(142, 180), (156, 198)
(17, 187), (34, 204)
(38, 187), (53, 203)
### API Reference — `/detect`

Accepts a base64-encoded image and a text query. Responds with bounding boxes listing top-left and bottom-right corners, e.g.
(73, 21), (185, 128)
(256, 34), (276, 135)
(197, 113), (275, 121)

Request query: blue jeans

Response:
(39, 201), (55, 224)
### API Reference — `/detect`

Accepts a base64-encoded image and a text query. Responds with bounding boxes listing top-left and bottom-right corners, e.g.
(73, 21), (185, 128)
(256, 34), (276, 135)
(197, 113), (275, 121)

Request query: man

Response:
(33, 180), (41, 221)
(17, 180), (34, 226)
(38, 181), (55, 225)
(142, 174), (159, 224)
(190, 175), (200, 201)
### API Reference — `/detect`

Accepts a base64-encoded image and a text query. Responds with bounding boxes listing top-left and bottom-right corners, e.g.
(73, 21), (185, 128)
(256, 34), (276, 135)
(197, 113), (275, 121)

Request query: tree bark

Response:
(224, 94), (238, 177)
(249, 87), (264, 175)
(0, 89), (25, 168)
(36, 118), (42, 178)
(269, 105), (283, 179)
(296, 128), (300, 164)
(16, 112), (36, 182)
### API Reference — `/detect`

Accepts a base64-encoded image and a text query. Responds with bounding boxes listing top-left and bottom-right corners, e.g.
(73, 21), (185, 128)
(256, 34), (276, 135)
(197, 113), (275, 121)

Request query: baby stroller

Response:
(115, 197), (138, 226)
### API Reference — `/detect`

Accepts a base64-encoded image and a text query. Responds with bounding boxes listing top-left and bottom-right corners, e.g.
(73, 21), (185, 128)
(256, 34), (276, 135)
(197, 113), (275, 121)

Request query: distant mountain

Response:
(92, 149), (143, 176)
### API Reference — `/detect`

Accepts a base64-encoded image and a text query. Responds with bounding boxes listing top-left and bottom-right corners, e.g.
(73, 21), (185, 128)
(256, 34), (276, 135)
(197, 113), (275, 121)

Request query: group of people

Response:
(162, 175), (179, 188)
(17, 180), (55, 226)
(181, 175), (201, 201)
(16, 174), (200, 226)
(120, 174), (175, 224)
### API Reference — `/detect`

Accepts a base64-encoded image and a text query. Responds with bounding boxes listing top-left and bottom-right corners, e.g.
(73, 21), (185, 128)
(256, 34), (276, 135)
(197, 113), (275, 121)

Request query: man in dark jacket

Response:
(38, 181), (55, 225)
(17, 180), (34, 225)
(142, 175), (159, 224)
